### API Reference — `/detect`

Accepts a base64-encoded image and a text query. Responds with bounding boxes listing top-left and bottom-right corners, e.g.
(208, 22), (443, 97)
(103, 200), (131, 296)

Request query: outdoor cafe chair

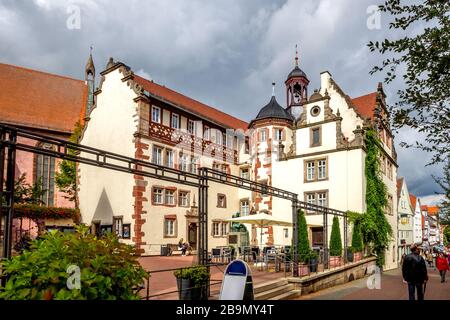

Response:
(243, 246), (251, 262)
(211, 248), (222, 263)
(222, 247), (232, 263)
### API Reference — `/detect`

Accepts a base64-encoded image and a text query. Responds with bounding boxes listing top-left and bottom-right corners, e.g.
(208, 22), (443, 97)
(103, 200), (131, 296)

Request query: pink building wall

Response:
(11, 136), (75, 241)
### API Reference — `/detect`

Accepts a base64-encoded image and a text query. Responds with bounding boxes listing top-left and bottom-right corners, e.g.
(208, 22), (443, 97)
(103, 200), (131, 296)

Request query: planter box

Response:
(329, 256), (342, 268)
(176, 278), (204, 300)
(317, 263), (324, 272)
(354, 252), (362, 262)
(310, 259), (318, 273)
(299, 264), (309, 276)
(347, 251), (354, 263)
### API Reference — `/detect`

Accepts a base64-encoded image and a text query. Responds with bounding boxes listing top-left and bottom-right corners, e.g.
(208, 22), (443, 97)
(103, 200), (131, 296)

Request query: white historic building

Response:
(412, 196), (423, 245)
(397, 178), (414, 256)
(78, 55), (399, 270)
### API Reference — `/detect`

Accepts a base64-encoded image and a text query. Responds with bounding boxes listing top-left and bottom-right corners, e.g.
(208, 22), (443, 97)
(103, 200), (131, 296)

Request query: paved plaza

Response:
(138, 255), (285, 300)
(295, 266), (450, 300)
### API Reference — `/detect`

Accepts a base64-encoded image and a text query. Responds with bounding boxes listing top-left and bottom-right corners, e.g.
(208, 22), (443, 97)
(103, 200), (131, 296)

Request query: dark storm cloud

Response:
(0, 0), (445, 200)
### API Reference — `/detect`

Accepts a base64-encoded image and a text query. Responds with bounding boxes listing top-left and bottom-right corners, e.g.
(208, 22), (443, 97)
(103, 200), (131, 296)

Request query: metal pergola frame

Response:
(0, 123), (348, 284)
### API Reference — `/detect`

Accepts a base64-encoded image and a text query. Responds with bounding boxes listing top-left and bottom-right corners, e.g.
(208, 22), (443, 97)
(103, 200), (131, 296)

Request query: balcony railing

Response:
(149, 122), (238, 164)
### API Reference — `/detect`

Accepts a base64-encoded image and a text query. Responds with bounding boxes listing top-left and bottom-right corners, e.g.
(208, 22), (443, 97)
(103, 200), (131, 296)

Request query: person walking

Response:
(436, 252), (449, 283)
(426, 251), (433, 268)
(432, 250), (437, 270)
(402, 244), (428, 301)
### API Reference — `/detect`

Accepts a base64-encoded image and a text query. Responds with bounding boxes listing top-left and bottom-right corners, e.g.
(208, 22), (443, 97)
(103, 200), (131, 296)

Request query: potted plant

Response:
(329, 216), (343, 268)
(297, 209), (310, 276)
(174, 265), (209, 300)
(309, 250), (319, 272)
(351, 221), (364, 262)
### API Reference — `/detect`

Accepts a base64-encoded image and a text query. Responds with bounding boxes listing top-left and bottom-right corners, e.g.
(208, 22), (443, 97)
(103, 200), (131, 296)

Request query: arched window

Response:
(35, 143), (55, 206)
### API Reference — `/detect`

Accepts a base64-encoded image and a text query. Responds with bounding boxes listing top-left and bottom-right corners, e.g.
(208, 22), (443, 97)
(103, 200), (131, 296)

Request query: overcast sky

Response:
(0, 0), (445, 202)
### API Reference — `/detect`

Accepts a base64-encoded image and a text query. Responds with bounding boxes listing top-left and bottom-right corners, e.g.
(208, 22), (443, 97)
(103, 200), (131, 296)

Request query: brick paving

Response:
(138, 255), (285, 300)
(296, 266), (450, 300)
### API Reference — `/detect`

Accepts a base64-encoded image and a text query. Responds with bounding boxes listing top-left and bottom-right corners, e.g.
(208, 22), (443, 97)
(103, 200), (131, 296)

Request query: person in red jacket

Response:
(436, 252), (449, 283)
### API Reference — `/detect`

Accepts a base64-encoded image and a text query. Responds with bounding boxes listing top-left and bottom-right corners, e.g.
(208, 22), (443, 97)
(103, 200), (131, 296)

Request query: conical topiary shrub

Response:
(351, 222), (364, 261)
(329, 216), (342, 267)
(297, 209), (310, 264)
(351, 222), (363, 251)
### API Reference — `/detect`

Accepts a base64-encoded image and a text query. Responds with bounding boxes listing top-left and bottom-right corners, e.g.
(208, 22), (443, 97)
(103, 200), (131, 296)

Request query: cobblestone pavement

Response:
(296, 266), (450, 300)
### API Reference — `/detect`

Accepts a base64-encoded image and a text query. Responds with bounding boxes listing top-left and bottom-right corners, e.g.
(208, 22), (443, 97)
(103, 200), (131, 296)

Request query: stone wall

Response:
(288, 257), (377, 295)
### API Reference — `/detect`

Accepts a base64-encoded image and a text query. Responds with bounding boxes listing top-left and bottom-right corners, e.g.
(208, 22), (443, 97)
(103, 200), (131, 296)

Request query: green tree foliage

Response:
(297, 209), (310, 263)
(444, 225), (450, 245)
(329, 216), (343, 257)
(55, 121), (83, 207)
(361, 129), (393, 267)
(2, 173), (46, 205)
(0, 225), (148, 300)
(368, 0), (450, 165)
(432, 159), (450, 224)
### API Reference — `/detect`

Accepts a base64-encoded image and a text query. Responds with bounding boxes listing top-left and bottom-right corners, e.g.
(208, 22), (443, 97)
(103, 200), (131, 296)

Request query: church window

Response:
(35, 144), (55, 206)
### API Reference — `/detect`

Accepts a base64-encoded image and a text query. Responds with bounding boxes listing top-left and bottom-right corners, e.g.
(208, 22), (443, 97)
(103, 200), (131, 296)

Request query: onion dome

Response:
(250, 95), (294, 127)
(287, 65), (308, 80)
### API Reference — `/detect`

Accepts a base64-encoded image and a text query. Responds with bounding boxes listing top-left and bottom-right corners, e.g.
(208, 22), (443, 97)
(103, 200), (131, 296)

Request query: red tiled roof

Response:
(427, 206), (439, 216)
(351, 92), (377, 120)
(134, 75), (248, 130)
(409, 194), (417, 212)
(396, 178), (404, 199)
(421, 205), (428, 212)
(0, 62), (87, 133)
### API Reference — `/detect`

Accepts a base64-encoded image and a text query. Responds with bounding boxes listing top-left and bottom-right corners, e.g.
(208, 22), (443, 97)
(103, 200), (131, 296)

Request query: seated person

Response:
(181, 241), (190, 256)
(178, 238), (184, 250)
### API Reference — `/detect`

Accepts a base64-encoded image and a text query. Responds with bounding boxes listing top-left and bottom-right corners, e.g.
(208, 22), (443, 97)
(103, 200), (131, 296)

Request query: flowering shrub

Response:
(11, 204), (80, 222)
(0, 225), (148, 300)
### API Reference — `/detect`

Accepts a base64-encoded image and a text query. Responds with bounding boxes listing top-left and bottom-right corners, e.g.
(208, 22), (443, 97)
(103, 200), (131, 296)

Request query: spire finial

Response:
(295, 44), (299, 66)
(85, 46), (95, 79)
(272, 82), (276, 97)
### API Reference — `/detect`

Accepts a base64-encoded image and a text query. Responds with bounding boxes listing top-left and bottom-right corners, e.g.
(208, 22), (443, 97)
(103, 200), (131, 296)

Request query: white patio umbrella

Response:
(225, 212), (292, 247)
